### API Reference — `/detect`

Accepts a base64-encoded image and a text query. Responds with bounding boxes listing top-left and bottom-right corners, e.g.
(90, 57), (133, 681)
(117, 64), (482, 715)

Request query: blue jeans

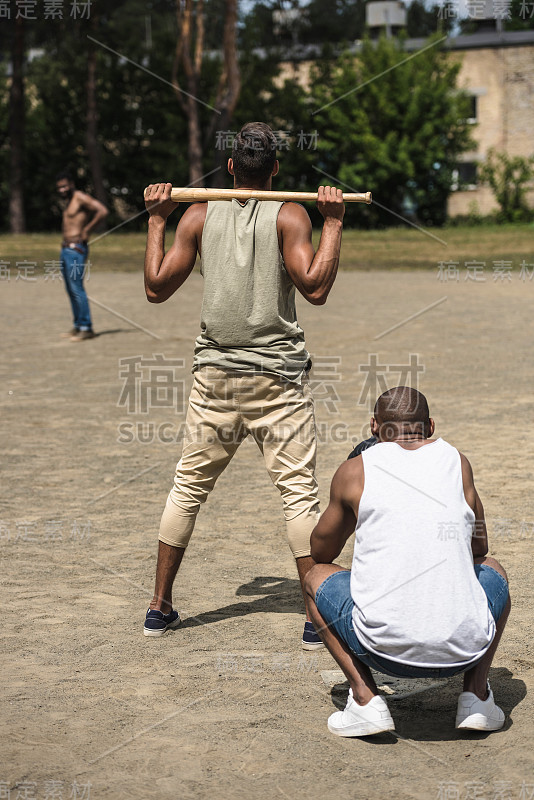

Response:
(315, 566), (509, 679)
(60, 244), (92, 330)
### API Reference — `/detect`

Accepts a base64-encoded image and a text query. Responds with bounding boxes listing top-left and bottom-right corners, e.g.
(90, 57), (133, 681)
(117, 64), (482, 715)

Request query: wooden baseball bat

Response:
(144, 187), (372, 204)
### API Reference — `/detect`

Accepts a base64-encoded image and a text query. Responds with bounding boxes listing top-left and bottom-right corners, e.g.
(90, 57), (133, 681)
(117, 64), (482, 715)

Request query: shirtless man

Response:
(305, 386), (510, 736)
(56, 170), (108, 341)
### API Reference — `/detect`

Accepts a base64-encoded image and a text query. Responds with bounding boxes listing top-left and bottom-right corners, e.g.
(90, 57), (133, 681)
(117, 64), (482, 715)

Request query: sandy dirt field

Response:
(2, 267), (533, 800)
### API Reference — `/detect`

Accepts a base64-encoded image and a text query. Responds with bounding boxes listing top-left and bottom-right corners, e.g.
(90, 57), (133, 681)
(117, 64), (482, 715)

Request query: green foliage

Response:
(303, 0), (366, 45)
(479, 148), (534, 222)
(406, 1), (455, 36)
(239, 0), (367, 48)
(1, 0), (209, 231)
(241, 0), (453, 48)
(310, 35), (475, 227)
(231, 50), (330, 226)
(506, 0), (534, 30)
(0, 6), (478, 232)
(0, 62), (12, 226)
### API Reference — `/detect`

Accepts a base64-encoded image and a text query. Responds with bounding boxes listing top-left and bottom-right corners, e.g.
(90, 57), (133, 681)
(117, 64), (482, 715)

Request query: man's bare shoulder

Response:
(332, 456), (364, 492)
(277, 201), (311, 232)
(174, 202), (208, 243)
(179, 201), (208, 229)
(74, 190), (97, 206)
(328, 458), (365, 516)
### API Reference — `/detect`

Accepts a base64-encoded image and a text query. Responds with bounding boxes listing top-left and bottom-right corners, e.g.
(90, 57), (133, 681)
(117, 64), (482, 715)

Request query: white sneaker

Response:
(328, 689), (395, 737)
(455, 683), (505, 731)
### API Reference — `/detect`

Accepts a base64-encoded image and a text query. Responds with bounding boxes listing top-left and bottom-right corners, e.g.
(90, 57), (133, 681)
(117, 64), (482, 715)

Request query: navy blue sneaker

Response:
(302, 620), (325, 651)
(143, 608), (181, 637)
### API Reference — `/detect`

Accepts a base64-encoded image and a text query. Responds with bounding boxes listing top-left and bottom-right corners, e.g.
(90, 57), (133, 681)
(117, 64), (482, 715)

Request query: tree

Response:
(241, 0), (367, 47)
(8, 17), (26, 234)
(479, 149), (534, 222)
(304, 0), (366, 44)
(4, 0), (190, 232)
(310, 35), (475, 227)
(407, 1), (455, 37)
(233, 49), (318, 194)
(0, 0), (482, 233)
(172, 0), (240, 186)
(86, 16), (107, 208)
(506, 0), (534, 30)
(206, 0), (242, 186)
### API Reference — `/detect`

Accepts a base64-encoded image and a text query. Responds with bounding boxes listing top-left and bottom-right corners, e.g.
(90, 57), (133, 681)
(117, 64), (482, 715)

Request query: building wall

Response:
(448, 44), (534, 216)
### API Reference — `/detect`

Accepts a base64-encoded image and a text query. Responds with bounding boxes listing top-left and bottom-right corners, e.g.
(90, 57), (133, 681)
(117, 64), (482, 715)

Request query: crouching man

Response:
(305, 386), (510, 737)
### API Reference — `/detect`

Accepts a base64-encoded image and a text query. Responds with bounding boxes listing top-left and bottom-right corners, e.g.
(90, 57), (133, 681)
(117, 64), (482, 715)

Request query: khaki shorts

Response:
(159, 366), (320, 558)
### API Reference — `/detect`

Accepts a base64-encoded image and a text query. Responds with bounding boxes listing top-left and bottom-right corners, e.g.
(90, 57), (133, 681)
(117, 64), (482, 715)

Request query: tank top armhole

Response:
(275, 200), (287, 270)
(201, 200), (215, 258)
(198, 202), (210, 256)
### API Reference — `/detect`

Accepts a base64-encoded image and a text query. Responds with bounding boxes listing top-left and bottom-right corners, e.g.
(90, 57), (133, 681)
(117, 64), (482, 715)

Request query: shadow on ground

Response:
(93, 328), (133, 337)
(179, 576), (303, 629)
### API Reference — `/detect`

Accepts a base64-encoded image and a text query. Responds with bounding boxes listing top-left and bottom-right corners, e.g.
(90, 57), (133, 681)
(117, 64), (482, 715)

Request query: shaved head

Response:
(372, 386), (431, 441)
(374, 386), (429, 424)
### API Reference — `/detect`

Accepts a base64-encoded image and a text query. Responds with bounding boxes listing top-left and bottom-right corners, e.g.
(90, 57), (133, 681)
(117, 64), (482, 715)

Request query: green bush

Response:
(479, 149), (534, 223)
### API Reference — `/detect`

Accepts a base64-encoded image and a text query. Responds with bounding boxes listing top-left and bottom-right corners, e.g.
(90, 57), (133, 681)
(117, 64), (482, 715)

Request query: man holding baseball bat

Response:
(143, 122), (345, 647)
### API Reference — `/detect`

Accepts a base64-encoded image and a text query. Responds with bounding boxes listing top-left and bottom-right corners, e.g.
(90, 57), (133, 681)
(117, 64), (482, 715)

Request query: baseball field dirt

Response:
(2, 265), (533, 800)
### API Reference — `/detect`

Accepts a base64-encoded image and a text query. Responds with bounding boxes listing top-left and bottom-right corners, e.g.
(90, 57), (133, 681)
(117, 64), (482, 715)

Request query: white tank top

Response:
(351, 438), (496, 668)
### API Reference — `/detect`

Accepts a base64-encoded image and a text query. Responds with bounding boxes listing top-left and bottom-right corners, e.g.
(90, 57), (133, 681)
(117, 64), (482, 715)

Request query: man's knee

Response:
(286, 508), (320, 558)
(475, 555), (508, 583)
(159, 493), (198, 549)
(304, 563), (345, 597)
(303, 564), (321, 598)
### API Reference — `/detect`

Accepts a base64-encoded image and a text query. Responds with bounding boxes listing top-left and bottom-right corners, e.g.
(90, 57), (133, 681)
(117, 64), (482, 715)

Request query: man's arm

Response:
(77, 191), (109, 239)
(144, 182), (204, 304)
(460, 452), (489, 558)
(278, 185), (345, 306)
(310, 459), (362, 563)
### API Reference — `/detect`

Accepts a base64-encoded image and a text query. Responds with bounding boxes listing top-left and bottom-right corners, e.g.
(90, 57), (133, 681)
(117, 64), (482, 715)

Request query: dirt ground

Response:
(2, 266), (533, 800)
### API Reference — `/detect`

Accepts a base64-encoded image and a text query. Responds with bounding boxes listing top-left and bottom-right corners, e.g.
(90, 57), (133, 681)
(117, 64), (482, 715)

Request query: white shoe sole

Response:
(143, 618), (181, 637)
(456, 714), (504, 731)
(328, 719), (395, 737)
(302, 640), (325, 651)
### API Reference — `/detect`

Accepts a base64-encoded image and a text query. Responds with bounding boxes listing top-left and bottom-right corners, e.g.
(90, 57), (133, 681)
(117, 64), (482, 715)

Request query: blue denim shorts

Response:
(315, 565), (509, 679)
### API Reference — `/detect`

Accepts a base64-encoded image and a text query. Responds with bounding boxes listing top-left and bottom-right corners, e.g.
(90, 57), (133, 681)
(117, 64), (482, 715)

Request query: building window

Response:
(451, 162), (478, 191)
(467, 95), (478, 124)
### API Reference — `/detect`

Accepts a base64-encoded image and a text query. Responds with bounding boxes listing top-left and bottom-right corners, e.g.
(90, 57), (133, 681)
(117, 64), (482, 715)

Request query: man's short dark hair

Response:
(55, 170), (74, 184)
(374, 386), (430, 428)
(232, 122), (277, 186)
